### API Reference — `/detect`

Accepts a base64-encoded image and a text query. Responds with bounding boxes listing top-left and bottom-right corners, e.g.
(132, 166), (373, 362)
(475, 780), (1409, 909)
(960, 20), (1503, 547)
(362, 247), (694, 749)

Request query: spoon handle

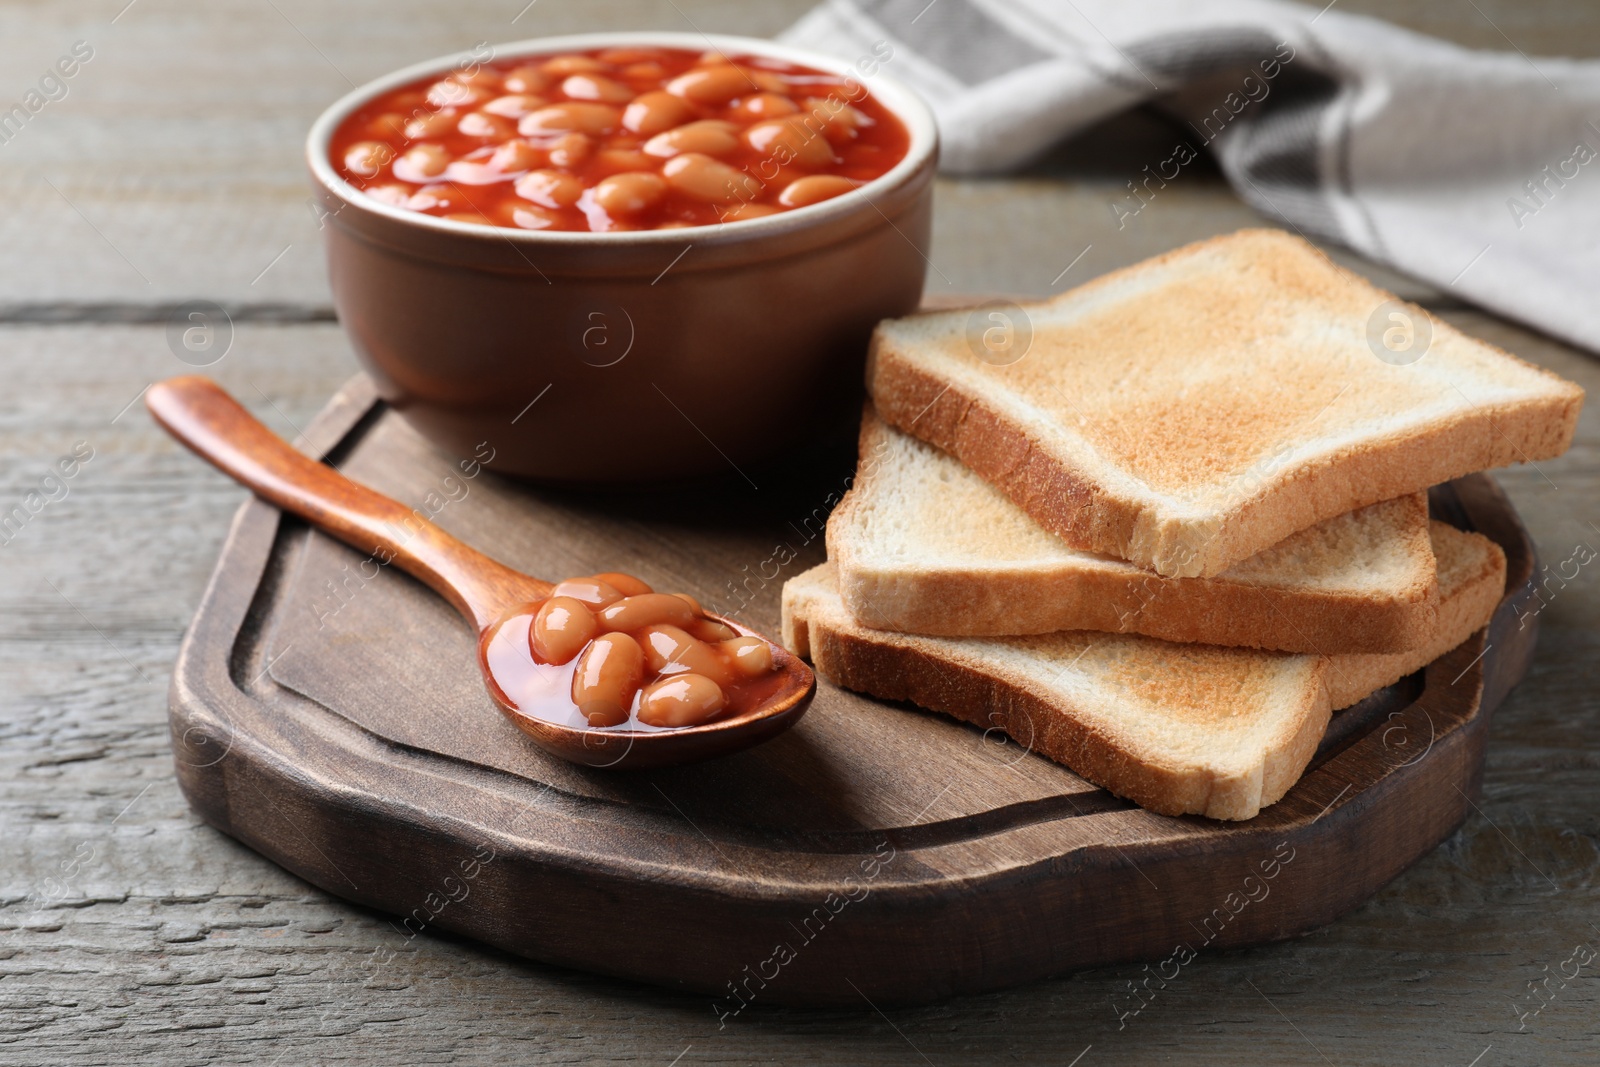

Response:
(147, 375), (547, 629)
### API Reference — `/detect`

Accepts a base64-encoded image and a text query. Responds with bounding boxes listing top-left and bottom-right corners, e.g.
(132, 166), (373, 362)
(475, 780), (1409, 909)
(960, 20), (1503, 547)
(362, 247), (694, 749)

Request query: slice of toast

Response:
(829, 408), (1439, 653)
(867, 229), (1582, 578)
(1325, 523), (1506, 708)
(782, 523), (1505, 821)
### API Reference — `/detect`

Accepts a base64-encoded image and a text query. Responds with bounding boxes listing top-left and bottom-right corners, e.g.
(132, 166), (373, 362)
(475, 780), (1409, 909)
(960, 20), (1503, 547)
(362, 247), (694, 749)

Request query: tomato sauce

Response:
(328, 46), (911, 232)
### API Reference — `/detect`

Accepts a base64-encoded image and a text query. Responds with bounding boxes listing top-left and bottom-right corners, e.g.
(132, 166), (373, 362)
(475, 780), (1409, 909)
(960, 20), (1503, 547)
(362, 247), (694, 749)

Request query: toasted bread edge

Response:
(865, 232), (1584, 579)
(782, 563), (1332, 821)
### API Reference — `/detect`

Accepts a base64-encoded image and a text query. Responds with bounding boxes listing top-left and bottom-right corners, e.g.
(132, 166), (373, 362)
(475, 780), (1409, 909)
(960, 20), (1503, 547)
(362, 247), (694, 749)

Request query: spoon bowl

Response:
(146, 375), (814, 769)
(484, 609), (813, 769)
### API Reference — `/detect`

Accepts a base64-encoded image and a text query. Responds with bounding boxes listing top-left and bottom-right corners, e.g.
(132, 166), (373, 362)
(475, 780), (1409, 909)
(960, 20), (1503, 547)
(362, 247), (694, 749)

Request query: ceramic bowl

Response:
(306, 32), (937, 482)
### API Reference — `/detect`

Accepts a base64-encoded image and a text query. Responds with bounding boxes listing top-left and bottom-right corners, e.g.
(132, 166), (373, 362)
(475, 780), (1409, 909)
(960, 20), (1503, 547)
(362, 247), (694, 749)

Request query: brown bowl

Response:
(305, 32), (937, 483)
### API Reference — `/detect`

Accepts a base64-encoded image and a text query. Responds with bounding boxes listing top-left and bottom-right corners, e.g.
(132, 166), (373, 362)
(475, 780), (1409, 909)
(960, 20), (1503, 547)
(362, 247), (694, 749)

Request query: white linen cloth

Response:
(783, 0), (1600, 353)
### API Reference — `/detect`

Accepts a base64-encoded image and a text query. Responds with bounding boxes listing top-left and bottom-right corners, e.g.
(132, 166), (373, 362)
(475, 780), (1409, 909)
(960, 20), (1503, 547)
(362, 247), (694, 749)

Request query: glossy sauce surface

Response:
(328, 46), (910, 232)
(478, 571), (786, 732)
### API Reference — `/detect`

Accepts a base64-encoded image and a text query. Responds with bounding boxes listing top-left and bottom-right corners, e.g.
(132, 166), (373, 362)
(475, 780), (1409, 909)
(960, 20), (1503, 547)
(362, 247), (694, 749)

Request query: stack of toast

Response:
(781, 230), (1584, 820)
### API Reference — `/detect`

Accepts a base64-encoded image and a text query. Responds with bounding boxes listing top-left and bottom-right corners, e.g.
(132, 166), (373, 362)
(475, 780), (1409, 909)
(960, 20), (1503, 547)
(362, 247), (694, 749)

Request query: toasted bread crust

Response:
(828, 411), (1441, 653)
(869, 352), (1142, 558)
(867, 231), (1584, 578)
(830, 543), (1438, 653)
(784, 523), (1505, 821)
(1325, 527), (1507, 708)
(783, 565), (1332, 821)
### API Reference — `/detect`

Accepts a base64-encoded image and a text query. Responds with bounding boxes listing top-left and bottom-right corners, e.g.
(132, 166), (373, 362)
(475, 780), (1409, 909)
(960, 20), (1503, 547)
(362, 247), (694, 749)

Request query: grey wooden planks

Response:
(3, 0), (1600, 1061)
(1, 319), (1595, 1063)
(7, 0), (1593, 308)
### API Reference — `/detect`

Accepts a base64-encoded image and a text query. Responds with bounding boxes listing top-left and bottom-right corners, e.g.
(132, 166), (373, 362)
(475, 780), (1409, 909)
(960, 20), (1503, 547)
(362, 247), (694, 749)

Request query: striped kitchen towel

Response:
(783, 0), (1600, 354)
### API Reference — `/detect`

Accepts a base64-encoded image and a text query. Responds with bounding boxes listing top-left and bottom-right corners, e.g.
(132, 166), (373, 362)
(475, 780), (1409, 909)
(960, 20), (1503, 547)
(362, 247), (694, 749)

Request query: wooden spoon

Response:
(146, 375), (814, 769)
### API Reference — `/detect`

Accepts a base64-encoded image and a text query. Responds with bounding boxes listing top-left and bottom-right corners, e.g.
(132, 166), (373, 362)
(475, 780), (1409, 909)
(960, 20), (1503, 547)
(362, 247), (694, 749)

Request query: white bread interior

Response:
(783, 522), (1504, 821)
(829, 409), (1439, 653)
(867, 229), (1582, 578)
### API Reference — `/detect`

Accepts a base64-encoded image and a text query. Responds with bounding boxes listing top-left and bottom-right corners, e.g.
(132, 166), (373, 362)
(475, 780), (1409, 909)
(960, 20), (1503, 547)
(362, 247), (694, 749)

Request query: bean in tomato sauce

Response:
(480, 570), (784, 731)
(329, 47), (911, 232)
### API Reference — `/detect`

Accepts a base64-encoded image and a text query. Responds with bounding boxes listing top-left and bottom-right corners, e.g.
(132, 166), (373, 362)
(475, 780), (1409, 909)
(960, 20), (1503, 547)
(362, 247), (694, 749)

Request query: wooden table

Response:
(2, 1), (1596, 1063)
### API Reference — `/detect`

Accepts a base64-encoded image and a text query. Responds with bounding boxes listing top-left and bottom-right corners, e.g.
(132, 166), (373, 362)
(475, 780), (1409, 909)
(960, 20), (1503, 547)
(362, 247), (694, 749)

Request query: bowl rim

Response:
(305, 31), (938, 246)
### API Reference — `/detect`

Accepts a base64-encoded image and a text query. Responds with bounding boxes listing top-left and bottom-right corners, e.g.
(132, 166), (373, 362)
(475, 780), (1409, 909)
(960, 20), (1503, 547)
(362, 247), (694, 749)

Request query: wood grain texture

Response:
(6, 0), (1589, 309)
(162, 369), (1539, 1003)
(0, 0), (820, 307)
(0, 314), (1593, 1063)
(2, 0), (1600, 1061)
(145, 375), (554, 628)
(146, 375), (816, 769)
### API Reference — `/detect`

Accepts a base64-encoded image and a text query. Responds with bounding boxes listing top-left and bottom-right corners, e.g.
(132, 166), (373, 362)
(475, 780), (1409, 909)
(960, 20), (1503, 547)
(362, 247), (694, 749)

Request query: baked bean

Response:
(720, 636), (774, 677)
(393, 143), (450, 181)
(778, 174), (857, 208)
(719, 202), (779, 222)
(561, 73), (634, 104)
(662, 153), (763, 203)
(530, 596), (599, 665)
(487, 561), (784, 731)
(502, 65), (550, 94)
(745, 117), (835, 168)
(426, 80), (483, 108)
(728, 92), (799, 122)
(758, 164), (807, 193)
(445, 160), (504, 185)
(591, 148), (655, 176)
(342, 140), (393, 178)
(481, 201), (528, 229)
(591, 572), (652, 596)
(746, 70), (791, 94)
(457, 111), (513, 140)
(550, 575), (624, 607)
(542, 55), (610, 76)
(366, 113), (409, 139)
(333, 46), (910, 232)
(547, 132), (591, 168)
(802, 97), (871, 142)
(621, 90), (694, 135)
(637, 674), (725, 727)
(405, 185), (456, 211)
(570, 632), (645, 727)
(643, 119), (741, 159)
(597, 47), (666, 65)
(488, 139), (543, 172)
(690, 617), (737, 642)
(404, 111), (459, 139)
(511, 205), (562, 230)
(482, 93), (547, 118)
(516, 169), (583, 208)
(665, 64), (755, 105)
(518, 102), (621, 136)
(365, 183), (411, 206)
(598, 593), (696, 633)
(638, 624), (734, 685)
(621, 61), (668, 82)
(592, 172), (667, 216)
(454, 67), (503, 91)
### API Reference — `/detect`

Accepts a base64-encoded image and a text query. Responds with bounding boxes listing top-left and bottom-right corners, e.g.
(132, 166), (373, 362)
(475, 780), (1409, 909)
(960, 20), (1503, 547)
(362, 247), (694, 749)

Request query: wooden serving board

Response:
(169, 373), (1540, 1008)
